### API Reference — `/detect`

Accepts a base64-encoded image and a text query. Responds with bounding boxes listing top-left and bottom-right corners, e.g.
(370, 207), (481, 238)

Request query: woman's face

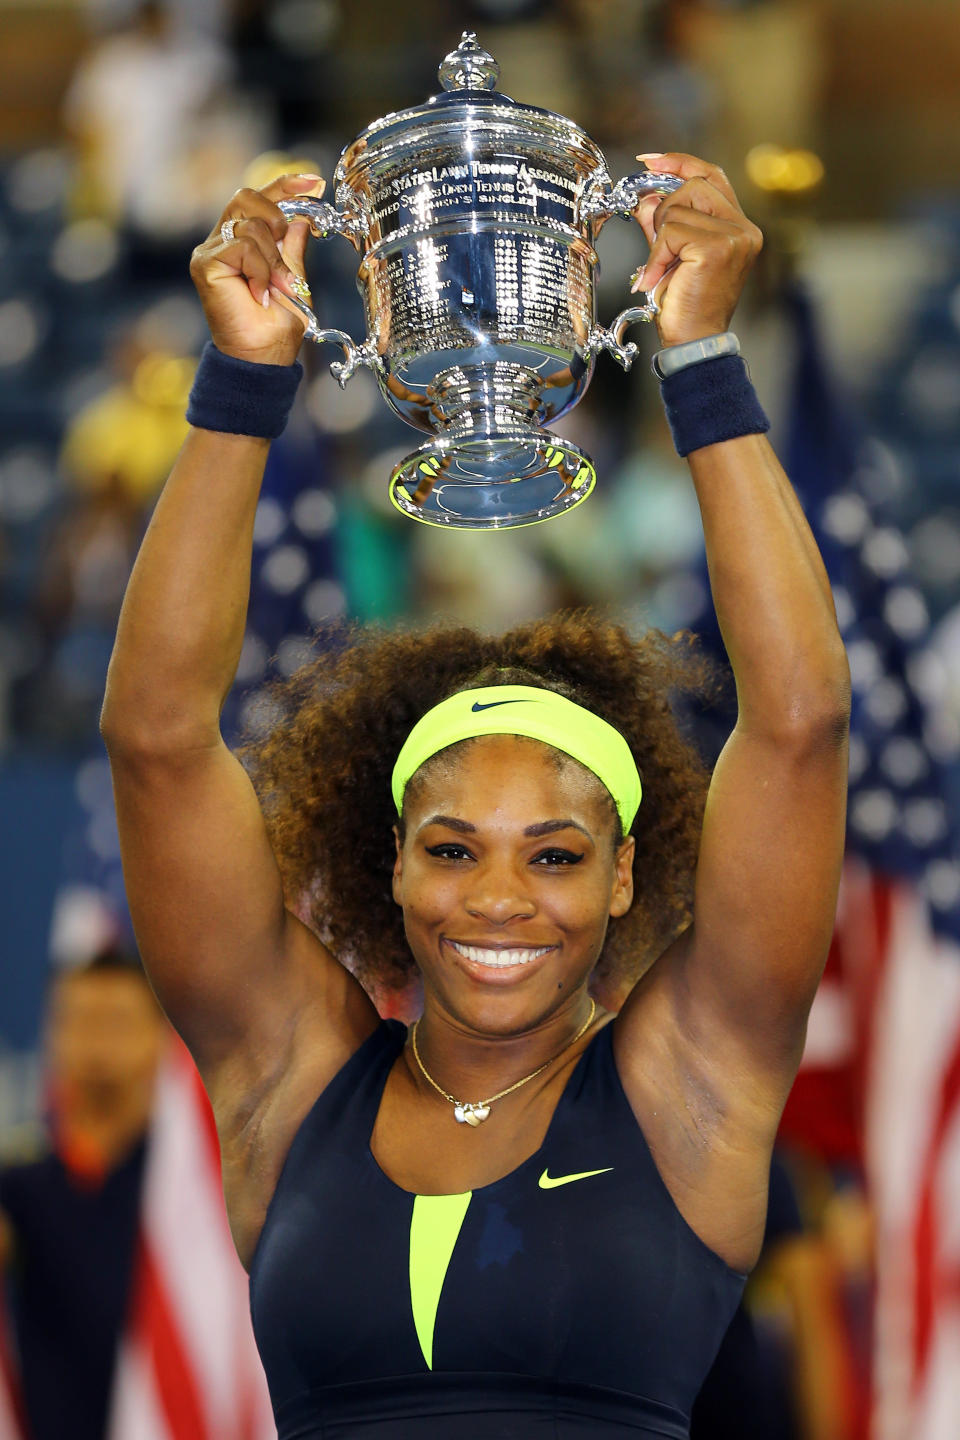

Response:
(392, 735), (635, 1036)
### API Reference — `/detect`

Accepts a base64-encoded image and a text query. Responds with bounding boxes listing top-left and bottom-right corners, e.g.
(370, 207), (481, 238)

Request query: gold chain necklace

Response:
(410, 997), (597, 1126)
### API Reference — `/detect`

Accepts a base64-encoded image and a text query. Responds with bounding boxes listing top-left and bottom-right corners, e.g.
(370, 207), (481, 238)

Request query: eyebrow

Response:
(422, 815), (591, 839)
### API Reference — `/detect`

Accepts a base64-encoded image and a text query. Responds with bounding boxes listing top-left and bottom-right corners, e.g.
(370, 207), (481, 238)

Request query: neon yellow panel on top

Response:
(409, 1192), (472, 1370)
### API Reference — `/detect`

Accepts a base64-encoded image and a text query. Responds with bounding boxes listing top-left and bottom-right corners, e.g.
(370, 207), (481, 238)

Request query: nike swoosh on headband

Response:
(391, 684), (642, 833)
(470, 699), (534, 712)
(538, 1167), (614, 1189)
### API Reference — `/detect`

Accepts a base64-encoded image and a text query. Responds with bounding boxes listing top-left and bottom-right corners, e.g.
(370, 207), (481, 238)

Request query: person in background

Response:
(62, 0), (265, 276)
(0, 949), (166, 1440)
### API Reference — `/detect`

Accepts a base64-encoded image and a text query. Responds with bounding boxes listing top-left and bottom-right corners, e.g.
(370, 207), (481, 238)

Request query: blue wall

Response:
(0, 757), (86, 1049)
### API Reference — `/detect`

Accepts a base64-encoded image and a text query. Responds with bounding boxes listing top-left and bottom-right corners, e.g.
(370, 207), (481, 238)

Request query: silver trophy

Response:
(278, 32), (681, 529)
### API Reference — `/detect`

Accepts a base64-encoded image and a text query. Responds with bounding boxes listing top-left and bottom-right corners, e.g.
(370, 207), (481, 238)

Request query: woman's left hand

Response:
(629, 153), (763, 349)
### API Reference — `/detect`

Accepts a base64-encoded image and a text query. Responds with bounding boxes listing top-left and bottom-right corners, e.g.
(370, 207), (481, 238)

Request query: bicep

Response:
(644, 708), (846, 1088)
(109, 738), (364, 1073)
(678, 715), (848, 1074)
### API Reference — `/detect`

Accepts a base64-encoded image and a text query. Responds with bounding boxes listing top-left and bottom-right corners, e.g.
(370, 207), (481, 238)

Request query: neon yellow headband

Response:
(391, 685), (642, 833)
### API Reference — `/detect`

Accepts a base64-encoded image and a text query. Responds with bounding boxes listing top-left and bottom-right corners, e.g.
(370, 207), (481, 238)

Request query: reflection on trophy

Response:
(278, 32), (682, 529)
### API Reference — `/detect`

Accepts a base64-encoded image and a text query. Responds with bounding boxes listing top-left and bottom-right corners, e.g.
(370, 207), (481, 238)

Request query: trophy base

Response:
(388, 430), (596, 530)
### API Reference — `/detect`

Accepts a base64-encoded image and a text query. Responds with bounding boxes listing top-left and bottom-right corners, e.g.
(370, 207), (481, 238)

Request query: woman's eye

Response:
(533, 849), (584, 866)
(425, 843), (473, 861)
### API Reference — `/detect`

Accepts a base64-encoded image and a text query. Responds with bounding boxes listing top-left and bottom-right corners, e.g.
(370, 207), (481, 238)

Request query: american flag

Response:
(107, 1036), (276, 1440)
(0, 1030), (275, 1440)
(0, 1302), (26, 1440)
(691, 282), (960, 1439)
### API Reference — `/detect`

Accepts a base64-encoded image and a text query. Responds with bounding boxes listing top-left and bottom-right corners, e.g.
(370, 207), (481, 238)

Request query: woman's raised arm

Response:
(618, 154), (850, 1113)
(100, 175), (378, 1105)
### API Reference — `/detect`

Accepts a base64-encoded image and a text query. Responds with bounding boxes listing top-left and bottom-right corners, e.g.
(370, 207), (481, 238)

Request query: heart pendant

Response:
(454, 1101), (491, 1125)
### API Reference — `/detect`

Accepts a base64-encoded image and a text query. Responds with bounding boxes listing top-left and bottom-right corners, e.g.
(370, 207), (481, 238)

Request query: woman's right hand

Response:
(189, 173), (327, 367)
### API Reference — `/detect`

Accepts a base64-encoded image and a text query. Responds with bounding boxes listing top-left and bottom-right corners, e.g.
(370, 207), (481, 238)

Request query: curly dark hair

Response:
(238, 612), (724, 1002)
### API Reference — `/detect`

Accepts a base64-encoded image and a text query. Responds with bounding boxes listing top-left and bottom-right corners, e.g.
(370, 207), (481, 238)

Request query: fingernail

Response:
(630, 265), (645, 292)
(262, 289), (271, 309)
(636, 153), (665, 161)
(288, 274), (312, 301)
(293, 172), (324, 181)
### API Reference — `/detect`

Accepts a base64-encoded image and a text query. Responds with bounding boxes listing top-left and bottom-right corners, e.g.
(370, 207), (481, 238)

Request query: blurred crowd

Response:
(2, 0), (959, 760)
(2, 1), (960, 1438)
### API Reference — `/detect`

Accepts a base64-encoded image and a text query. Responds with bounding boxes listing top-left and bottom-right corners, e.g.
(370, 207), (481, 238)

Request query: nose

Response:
(463, 858), (537, 926)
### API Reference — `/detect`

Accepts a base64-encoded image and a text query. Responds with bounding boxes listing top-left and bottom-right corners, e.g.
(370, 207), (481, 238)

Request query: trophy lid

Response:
(334, 30), (604, 186)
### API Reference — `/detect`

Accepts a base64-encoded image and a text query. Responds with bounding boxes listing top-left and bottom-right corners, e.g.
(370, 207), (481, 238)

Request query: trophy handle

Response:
(580, 166), (684, 224)
(276, 195), (382, 387)
(585, 306), (650, 371)
(587, 269), (673, 369)
(581, 167), (684, 367)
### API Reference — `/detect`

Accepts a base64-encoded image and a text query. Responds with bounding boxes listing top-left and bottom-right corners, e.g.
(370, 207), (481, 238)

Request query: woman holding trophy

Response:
(101, 68), (850, 1439)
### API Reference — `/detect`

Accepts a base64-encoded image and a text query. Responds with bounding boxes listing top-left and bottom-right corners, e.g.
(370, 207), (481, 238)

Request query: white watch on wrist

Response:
(651, 331), (741, 379)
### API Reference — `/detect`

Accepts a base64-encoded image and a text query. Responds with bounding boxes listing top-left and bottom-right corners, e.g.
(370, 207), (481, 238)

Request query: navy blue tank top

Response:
(249, 1019), (745, 1439)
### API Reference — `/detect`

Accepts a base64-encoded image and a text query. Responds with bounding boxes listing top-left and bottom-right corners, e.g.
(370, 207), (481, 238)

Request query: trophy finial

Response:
(438, 32), (500, 92)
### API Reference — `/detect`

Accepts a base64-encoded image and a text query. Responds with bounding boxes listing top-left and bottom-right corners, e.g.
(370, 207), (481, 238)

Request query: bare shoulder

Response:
(609, 933), (782, 1274)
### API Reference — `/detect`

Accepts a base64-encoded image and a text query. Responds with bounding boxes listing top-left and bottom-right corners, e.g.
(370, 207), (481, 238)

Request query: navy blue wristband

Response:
(660, 354), (769, 458)
(186, 341), (303, 440)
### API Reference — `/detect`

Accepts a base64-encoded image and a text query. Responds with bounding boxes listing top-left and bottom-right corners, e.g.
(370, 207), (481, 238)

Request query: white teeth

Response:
(450, 942), (552, 968)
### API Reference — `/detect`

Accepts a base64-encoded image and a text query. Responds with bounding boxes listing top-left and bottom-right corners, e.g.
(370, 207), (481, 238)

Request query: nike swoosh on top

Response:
(471, 699), (534, 712)
(538, 1167), (614, 1189)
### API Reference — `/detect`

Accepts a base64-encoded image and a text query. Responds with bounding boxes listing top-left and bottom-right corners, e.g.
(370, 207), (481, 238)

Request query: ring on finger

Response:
(287, 273), (312, 301)
(220, 217), (239, 245)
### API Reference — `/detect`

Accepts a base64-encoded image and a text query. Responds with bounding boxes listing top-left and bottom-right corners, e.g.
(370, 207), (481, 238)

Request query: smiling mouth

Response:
(446, 940), (555, 969)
